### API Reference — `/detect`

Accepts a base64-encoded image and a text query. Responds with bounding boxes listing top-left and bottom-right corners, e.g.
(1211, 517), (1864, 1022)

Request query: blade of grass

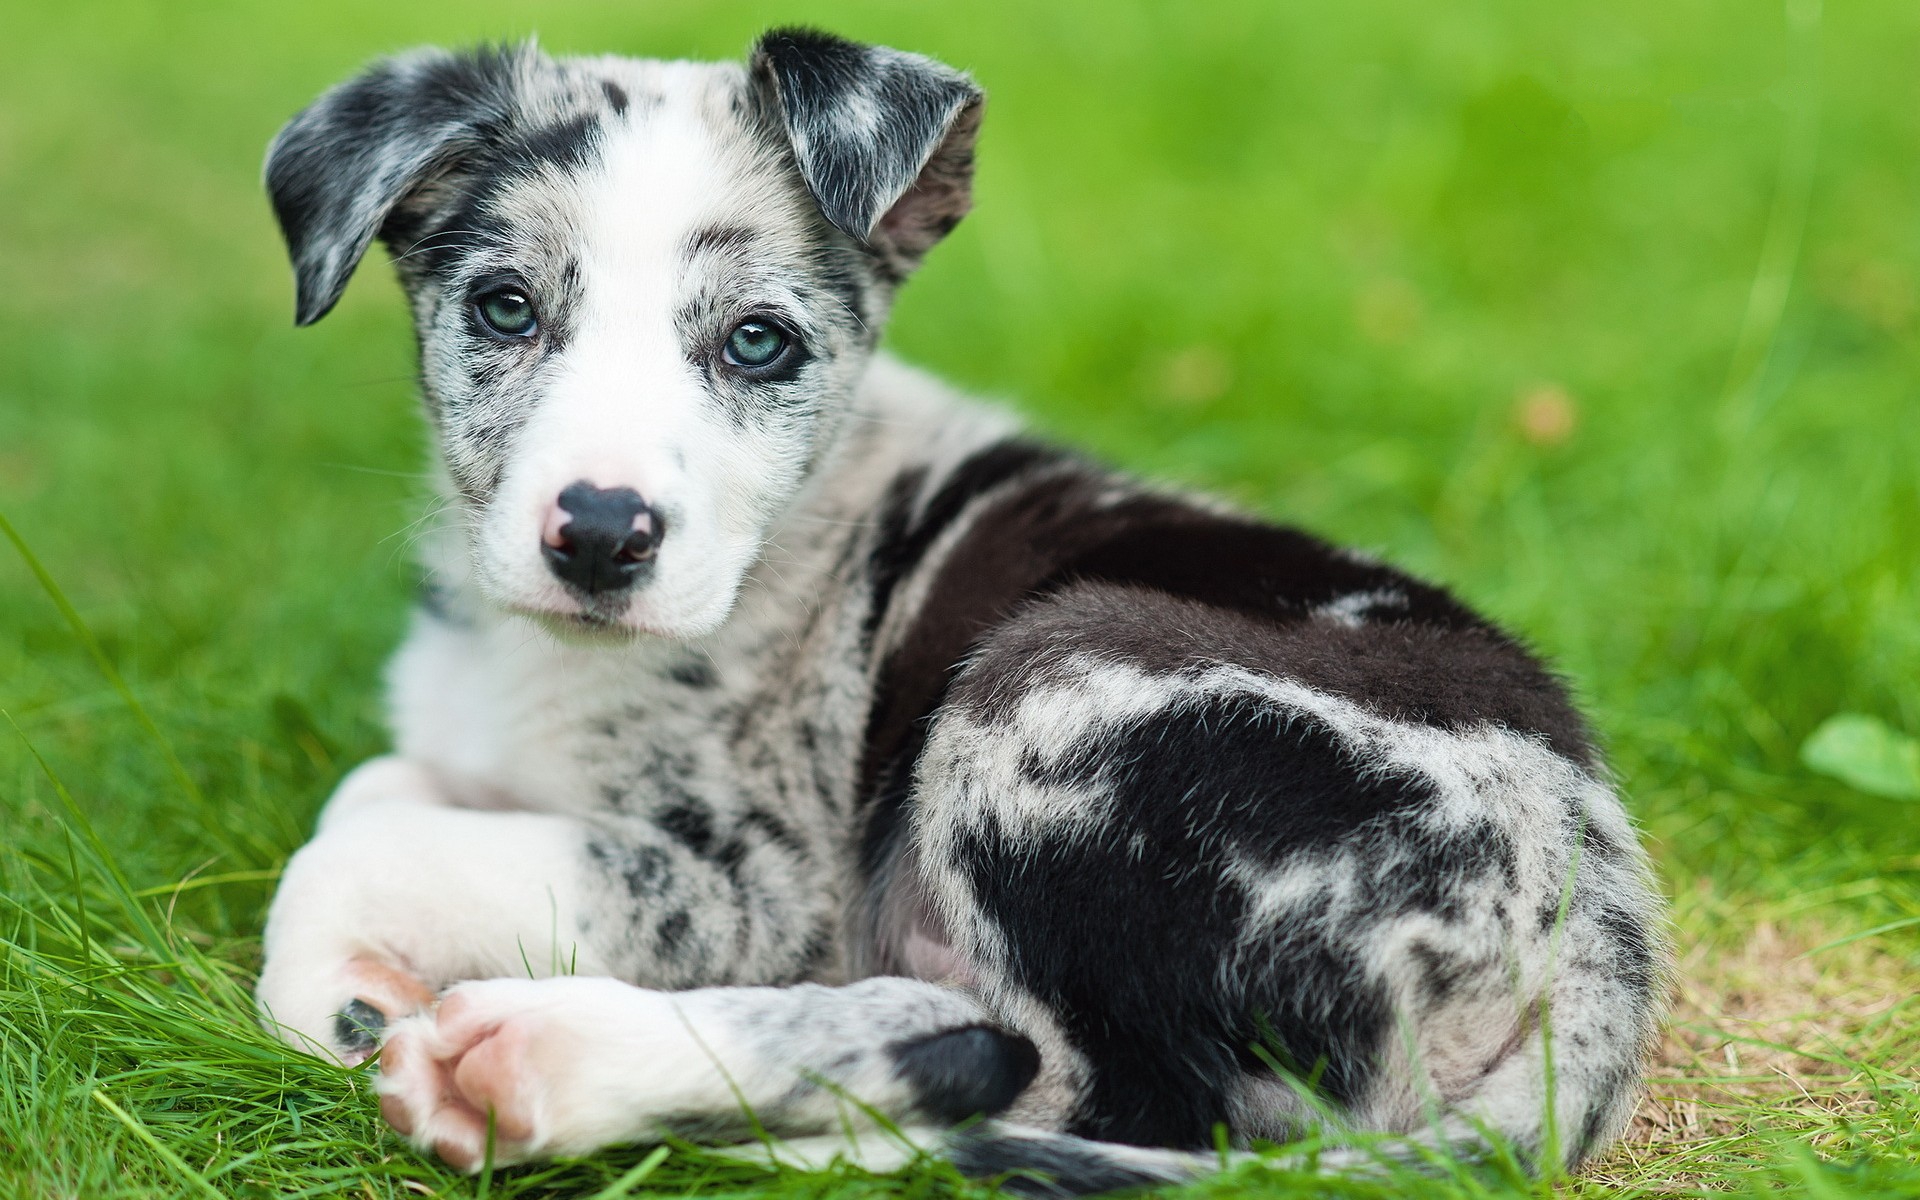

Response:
(1806, 914), (1920, 955)
(91, 1088), (226, 1200)
(0, 510), (249, 863)
(585, 1145), (672, 1200)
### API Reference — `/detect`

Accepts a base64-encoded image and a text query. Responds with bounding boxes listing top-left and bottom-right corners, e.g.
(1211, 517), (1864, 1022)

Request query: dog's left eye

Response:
(473, 287), (539, 339)
(722, 320), (790, 369)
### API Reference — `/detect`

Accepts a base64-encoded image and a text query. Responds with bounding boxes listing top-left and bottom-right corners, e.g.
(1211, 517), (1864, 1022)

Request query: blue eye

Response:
(722, 320), (789, 368)
(474, 287), (538, 338)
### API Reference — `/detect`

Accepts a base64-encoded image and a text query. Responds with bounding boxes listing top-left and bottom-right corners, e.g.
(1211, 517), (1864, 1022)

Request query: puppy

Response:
(255, 29), (1665, 1192)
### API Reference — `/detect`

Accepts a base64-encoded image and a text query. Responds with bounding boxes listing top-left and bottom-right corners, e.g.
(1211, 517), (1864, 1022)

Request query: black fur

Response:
(891, 1026), (1041, 1121)
(751, 28), (983, 268)
(266, 46), (527, 325)
(858, 439), (1595, 891)
(334, 998), (386, 1055)
(857, 439), (1613, 1148)
(947, 1127), (1191, 1198)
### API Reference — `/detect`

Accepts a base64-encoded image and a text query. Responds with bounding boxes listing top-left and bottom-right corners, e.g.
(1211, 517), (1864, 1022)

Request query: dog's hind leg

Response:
(374, 974), (1037, 1171)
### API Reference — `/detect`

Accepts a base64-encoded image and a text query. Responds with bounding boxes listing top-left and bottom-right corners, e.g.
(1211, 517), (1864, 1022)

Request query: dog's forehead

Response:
(486, 55), (814, 272)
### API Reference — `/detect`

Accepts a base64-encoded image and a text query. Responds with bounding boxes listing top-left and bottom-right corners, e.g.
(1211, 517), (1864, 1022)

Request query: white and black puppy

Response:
(255, 29), (1666, 1192)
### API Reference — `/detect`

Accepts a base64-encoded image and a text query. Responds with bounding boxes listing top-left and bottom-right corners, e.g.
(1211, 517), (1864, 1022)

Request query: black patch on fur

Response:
(1045, 516), (1482, 634)
(857, 441), (1075, 874)
(864, 441), (1068, 645)
(394, 185), (516, 281)
(890, 1026), (1040, 1121)
(957, 698), (1422, 1145)
(810, 251), (872, 337)
(654, 907), (692, 958)
(334, 999), (385, 1055)
(683, 225), (760, 258)
(590, 839), (674, 900)
(1572, 1061), (1636, 1163)
(741, 807), (809, 859)
(858, 439), (1592, 908)
(1593, 901), (1658, 999)
(655, 799), (716, 857)
(497, 111), (600, 179)
(1407, 940), (1468, 1009)
(404, 126), (601, 299)
(601, 78), (629, 114)
(667, 657), (719, 689)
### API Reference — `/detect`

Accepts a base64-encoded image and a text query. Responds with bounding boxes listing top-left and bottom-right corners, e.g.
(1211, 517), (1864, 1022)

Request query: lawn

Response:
(3, 0), (1918, 1196)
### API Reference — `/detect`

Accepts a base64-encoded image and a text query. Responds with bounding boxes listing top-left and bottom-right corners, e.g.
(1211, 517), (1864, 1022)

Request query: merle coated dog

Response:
(255, 28), (1665, 1192)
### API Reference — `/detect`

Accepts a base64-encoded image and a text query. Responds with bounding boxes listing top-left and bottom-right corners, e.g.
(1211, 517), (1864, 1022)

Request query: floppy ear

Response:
(265, 46), (526, 325)
(751, 29), (984, 275)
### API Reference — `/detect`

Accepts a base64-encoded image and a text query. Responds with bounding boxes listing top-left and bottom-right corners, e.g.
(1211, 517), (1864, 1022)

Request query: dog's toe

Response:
(376, 982), (557, 1170)
(329, 957), (435, 1065)
(333, 998), (386, 1059)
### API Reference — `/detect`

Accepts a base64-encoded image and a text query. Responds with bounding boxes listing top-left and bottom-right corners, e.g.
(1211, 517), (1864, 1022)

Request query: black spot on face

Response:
(601, 78), (629, 114)
(497, 111), (601, 178)
(683, 224), (761, 259)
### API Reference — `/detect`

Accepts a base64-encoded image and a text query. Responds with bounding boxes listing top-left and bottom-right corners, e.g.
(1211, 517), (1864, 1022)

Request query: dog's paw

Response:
(375, 977), (720, 1170)
(259, 953), (435, 1065)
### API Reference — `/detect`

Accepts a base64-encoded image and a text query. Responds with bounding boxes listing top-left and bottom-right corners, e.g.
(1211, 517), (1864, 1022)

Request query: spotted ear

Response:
(265, 45), (528, 325)
(752, 28), (984, 275)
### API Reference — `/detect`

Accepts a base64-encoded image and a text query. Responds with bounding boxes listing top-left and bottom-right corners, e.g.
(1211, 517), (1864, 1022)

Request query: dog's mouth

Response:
(509, 600), (678, 644)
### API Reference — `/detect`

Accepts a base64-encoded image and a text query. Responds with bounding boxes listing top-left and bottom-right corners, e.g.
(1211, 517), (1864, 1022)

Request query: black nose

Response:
(542, 481), (664, 596)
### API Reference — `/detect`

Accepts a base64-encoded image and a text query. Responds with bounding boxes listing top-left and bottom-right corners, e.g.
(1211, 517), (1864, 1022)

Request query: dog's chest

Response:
(387, 555), (877, 849)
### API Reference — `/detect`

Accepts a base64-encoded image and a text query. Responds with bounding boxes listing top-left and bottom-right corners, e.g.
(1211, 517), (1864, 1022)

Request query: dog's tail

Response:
(728, 1120), (1482, 1197)
(727, 1122), (1212, 1195)
(941, 1125), (1227, 1195)
(743, 1118), (1575, 1196)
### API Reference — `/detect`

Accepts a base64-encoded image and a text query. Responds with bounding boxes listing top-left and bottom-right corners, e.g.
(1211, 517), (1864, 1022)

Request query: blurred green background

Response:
(2, 0), (1917, 1195)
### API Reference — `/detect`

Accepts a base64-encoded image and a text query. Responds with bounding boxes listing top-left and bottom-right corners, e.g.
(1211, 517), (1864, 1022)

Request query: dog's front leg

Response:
(257, 758), (612, 1063)
(374, 974), (1037, 1171)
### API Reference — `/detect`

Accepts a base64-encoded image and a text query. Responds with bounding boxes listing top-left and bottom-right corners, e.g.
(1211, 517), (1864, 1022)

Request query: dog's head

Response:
(266, 31), (981, 638)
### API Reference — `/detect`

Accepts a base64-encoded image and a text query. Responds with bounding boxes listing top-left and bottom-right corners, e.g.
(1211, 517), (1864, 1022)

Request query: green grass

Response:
(3, 0), (1918, 1195)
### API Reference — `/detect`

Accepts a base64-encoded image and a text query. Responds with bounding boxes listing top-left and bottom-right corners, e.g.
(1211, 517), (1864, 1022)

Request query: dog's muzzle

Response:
(541, 481), (664, 596)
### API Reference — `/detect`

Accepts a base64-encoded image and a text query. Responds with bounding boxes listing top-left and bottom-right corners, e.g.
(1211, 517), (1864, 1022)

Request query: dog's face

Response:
(267, 32), (981, 638)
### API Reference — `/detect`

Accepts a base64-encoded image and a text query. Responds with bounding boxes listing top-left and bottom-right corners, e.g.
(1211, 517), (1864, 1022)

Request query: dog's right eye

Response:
(473, 288), (539, 339)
